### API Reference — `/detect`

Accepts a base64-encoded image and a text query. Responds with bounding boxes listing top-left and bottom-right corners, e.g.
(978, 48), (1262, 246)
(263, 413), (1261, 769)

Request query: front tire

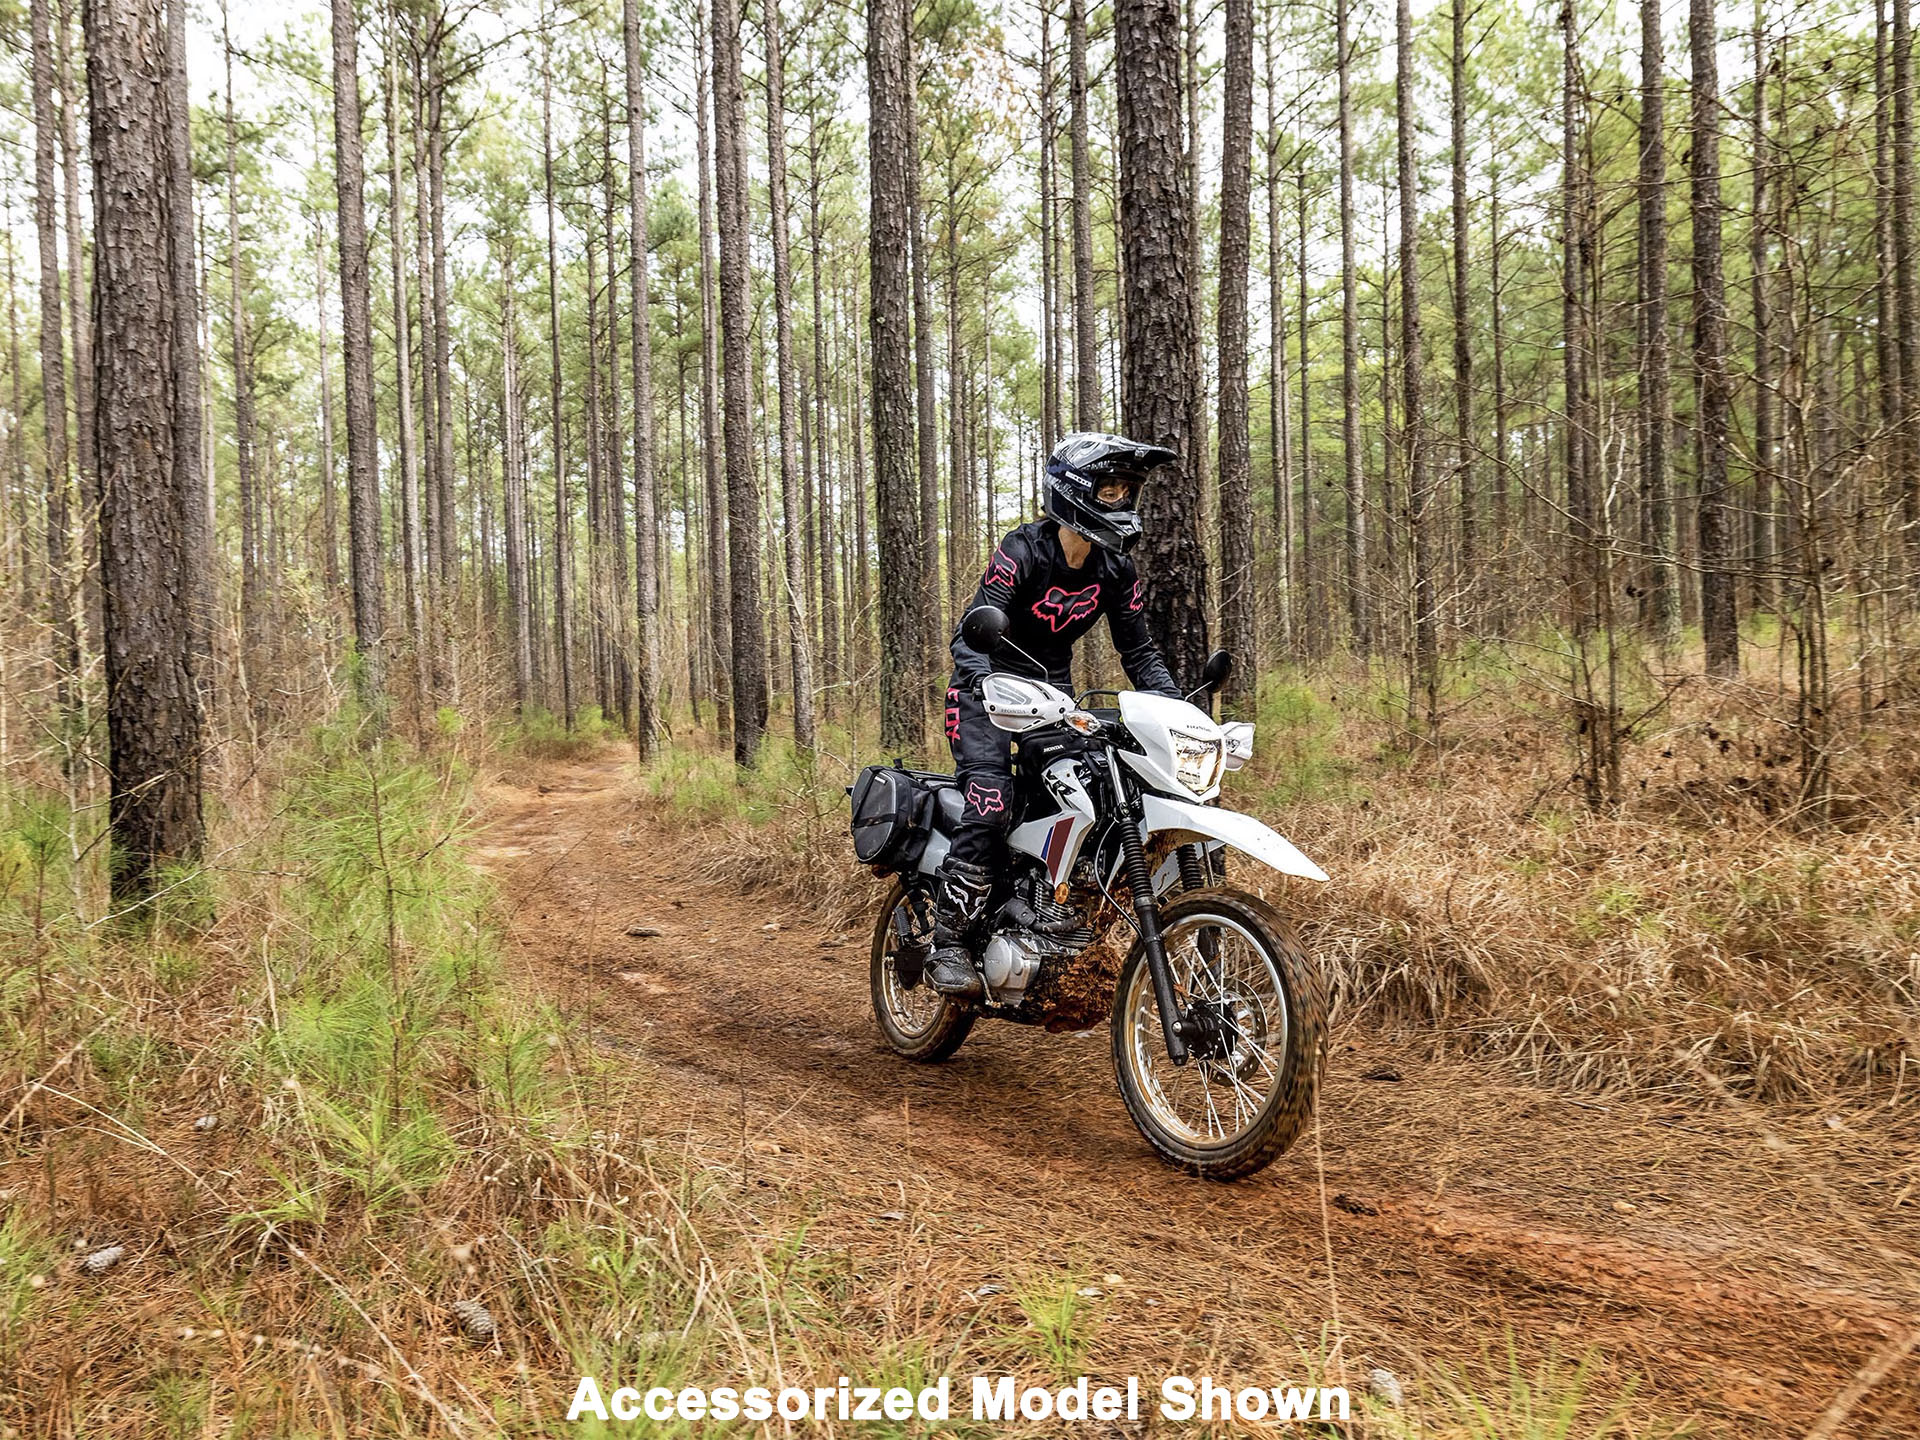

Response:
(1110, 889), (1325, 1179)
(870, 879), (976, 1062)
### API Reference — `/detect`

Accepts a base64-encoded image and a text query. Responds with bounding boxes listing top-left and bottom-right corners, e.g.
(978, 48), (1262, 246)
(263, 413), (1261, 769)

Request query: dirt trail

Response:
(480, 753), (1920, 1437)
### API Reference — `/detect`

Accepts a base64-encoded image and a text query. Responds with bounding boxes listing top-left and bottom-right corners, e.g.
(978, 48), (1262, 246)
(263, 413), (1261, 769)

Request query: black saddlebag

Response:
(848, 765), (944, 870)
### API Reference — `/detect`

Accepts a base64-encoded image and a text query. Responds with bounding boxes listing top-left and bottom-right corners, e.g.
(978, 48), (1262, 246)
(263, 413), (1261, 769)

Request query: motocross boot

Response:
(925, 855), (991, 1000)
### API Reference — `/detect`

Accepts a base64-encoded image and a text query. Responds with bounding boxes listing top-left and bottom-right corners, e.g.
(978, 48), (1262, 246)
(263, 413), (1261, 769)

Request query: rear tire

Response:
(1110, 889), (1324, 1180)
(870, 879), (975, 1062)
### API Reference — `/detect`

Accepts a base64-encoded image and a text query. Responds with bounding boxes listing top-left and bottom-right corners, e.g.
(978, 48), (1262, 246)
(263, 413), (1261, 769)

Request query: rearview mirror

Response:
(1201, 650), (1233, 693)
(961, 605), (1009, 654)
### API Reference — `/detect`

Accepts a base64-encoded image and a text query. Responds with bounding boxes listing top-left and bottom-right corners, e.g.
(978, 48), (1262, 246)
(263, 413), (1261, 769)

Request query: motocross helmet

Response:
(1042, 432), (1178, 554)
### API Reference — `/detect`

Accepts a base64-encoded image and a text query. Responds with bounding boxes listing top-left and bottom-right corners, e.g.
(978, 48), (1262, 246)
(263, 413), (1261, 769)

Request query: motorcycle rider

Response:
(925, 432), (1185, 1000)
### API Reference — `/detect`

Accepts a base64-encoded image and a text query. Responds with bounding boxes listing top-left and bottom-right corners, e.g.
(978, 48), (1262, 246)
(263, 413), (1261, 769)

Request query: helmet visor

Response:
(1090, 473), (1145, 511)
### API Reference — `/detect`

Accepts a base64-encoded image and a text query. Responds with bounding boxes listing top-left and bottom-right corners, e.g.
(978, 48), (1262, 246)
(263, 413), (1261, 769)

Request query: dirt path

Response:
(479, 753), (1920, 1437)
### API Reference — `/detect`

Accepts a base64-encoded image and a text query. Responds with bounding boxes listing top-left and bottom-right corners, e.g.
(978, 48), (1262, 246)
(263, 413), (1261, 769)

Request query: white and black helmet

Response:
(1042, 432), (1178, 553)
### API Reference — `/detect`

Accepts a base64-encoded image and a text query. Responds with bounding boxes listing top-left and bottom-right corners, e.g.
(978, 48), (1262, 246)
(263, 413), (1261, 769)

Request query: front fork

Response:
(1104, 749), (1191, 1066)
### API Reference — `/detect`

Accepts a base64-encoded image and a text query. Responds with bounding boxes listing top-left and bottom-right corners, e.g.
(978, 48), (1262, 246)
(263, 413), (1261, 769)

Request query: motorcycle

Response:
(847, 605), (1329, 1180)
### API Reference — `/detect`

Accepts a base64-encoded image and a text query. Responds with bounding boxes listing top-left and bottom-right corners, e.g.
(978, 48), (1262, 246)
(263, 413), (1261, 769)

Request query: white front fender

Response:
(1138, 792), (1328, 883)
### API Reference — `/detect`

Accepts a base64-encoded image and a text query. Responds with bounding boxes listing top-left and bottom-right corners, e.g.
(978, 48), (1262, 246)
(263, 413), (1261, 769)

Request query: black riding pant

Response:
(943, 680), (1014, 870)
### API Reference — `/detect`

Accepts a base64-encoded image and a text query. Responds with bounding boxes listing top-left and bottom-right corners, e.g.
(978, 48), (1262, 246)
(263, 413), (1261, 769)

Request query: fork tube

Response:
(1105, 748), (1190, 1066)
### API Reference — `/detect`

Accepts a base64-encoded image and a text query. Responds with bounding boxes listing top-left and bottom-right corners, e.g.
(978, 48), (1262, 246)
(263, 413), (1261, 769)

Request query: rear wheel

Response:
(869, 879), (975, 1061)
(1110, 889), (1324, 1179)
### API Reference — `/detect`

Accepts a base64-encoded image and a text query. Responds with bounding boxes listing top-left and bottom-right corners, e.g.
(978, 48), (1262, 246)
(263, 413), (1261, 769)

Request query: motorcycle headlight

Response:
(1170, 730), (1225, 796)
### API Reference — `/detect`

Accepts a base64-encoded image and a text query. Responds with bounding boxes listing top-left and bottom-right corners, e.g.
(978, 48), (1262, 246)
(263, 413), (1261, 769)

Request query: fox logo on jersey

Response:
(985, 548), (1019, 592)
(1032, 583), (1101, 632)
(1128, 577), (1145, 613)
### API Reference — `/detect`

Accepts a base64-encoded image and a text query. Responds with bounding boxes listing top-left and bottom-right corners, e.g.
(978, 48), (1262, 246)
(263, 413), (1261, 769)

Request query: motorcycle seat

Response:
(934, 785), (963, 827)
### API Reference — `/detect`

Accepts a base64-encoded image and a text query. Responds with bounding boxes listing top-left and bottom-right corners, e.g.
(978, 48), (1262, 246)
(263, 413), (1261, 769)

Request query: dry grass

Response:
(649, 645), (1920, 1111)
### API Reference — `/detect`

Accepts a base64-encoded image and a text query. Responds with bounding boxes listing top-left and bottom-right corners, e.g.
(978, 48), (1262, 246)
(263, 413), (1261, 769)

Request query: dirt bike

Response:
(847, 605), (1329, 1180)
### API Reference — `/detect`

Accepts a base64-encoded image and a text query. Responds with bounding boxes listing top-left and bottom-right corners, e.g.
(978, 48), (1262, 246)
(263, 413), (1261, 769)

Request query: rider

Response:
(926, 432), (1185, 1000)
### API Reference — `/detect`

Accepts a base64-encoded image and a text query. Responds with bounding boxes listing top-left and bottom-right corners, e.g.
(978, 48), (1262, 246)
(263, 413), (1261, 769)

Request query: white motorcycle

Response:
(848, 606), (1329, 1179)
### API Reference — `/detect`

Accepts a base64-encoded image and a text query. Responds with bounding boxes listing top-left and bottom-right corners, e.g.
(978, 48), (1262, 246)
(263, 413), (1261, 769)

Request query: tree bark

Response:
(1750, 0), (1774, 612)
(904, 13), (941, 667)
(712, 0), (766, 766)
(500, 243), (534, 712)
(386, 37), (428, 712)
(58, 0), (95, 560)
(31, 0), (79, 711)
(808, 87), (839, 701)
(1639, 0), (1677, 641)
(869, 0), (925, 752)
(1691, 0), (1739, 676)
(1215, 0), (1256, 710)
(1450, 0), (1473, 624)
(1070, 0), (1100, 430)
(1337, 0), (1367, 653)
(1117, 0), (1209, 688)
(623, 0), (660, 754)
(224, 6), (263, 719)
(1897, 0), (1918, 558)
(541, 19), (577, 724)
(87, 0), (205, 903)
(1401, 0), (1435, 728)
(695, 4), (731, 735)
(329, 0), (385, 703)
(765, 0), (814, 753)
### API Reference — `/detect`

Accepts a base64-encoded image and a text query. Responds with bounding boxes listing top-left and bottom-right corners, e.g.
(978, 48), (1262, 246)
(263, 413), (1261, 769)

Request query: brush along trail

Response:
(481, 752), (1920, 1437)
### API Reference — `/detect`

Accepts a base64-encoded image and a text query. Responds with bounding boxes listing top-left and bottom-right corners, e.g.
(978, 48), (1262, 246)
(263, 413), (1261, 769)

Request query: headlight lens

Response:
(1170, 730), (1225, 796)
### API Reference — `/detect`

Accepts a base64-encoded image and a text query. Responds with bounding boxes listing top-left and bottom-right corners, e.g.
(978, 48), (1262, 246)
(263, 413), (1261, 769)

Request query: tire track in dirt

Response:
(480, 754), (1920, 1437)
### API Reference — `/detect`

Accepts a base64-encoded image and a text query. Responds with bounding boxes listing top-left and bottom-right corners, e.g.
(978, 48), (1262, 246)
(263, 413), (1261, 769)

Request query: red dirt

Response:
(481, 753), (1920, 1437)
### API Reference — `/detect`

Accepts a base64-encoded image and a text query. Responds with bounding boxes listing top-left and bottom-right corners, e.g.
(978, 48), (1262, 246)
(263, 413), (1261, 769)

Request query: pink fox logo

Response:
(1128, 577), (1145, 613)
(965, 780), (1006, 817)
(986, 549), (1018, 591)
(1032, 584), (1100, 632)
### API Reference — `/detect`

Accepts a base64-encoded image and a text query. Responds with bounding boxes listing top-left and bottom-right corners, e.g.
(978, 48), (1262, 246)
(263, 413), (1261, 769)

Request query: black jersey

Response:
(949, 519), (1179, 697)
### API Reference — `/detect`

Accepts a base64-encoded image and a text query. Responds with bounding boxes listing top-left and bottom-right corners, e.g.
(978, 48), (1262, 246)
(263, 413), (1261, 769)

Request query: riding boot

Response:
(926, 855), (991, 1000)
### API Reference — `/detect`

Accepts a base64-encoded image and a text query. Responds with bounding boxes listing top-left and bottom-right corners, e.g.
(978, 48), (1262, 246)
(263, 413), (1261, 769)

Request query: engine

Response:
(979, 871), (1095, 1004)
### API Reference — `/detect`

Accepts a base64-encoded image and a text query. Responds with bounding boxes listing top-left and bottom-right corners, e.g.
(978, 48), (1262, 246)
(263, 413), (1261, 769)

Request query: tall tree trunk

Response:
(1639, 0), (1678, 642)
(1691, 0), (1739, 676)
(1297, 165), (1314, 653)
(1117, 0), (1209, 687)
(1215, 0), (1255, 711)
(1182, 0), (1208, 553)
(1750, 0), (1774, 613)
(385, 37), (427, 718)
(1337, 0), (1367, 653)
(904, 14), (940, 668)
(713, 0), (766, 766)
(765, 0), (813, 753)
(501, 249), (534, 712)
(58, 0), (96, 582)
(1040, 2), (1058, 447)
(87, 0), (205, 903)
(808, 91), (839, 703)
(623, 0), (660, 754)
(695, 5), (730, 735)
(427, 16), (455, 603)
(868, 0), (925, 752)
(1070, 0), (1099, 430)
(1897, 0), (1918, 560)
(541, 20), (577, 725)
(1450, 0), (1474, 626)
(225, 7), (263, 720)
(314, 207), (341, 594)
(330, 0), (384, 702)
(31, 0), (78, 712)
(1264, 6), (1292, 657)
(1401, 0), (1435, 730)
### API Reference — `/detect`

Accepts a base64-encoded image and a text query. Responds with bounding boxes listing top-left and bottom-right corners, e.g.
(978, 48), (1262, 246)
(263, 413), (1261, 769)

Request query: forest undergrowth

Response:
(657, 630), (1920, 1116)
(0, 699), (1707, 1436)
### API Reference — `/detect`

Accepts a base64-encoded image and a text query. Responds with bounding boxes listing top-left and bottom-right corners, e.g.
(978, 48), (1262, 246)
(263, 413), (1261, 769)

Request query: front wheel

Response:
(1111, 889), (1325, 1180)
(869, 879), (975, 1062)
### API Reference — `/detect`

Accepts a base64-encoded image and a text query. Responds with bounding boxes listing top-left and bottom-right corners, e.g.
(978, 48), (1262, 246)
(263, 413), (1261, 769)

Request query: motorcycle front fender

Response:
(1137, 792), (1329, 884)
